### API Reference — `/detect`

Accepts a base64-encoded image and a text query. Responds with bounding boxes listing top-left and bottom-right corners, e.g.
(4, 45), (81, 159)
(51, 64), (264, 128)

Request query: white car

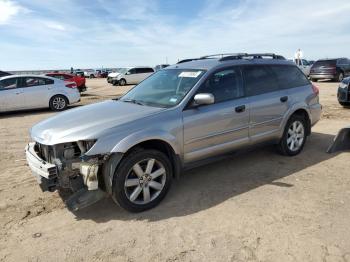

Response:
(293, 59), (312, 76)
(110, 67), (155, 86)
(0, 75), (80, 112)
(84, 70), (97, 78)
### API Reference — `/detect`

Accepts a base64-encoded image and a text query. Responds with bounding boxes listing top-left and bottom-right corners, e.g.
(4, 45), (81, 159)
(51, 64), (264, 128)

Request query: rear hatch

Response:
(310, 60), (336, 74)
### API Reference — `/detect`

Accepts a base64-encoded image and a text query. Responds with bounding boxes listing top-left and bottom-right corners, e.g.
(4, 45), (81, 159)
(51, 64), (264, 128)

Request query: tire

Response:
(112, 80), (118, 86)
(339, 102), (350, 107)
(49, 95), (68, 111)
(278, 114), (307, 156)
(112, 149), (172, 212)
(337, 72), (344, 82)
(119, 78), (126, 86)
(89, 74), (95, 79)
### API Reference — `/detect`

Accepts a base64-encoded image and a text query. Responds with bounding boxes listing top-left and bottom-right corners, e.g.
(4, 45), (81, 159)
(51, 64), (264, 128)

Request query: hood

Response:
(108, 72), (120, 78)
(31, 100), (164, 145)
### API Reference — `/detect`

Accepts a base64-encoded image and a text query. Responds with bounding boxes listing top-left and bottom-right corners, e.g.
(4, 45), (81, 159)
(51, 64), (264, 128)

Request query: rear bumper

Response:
(309, 103), (322, 126)
(68, 92), (81, 104)
(309, 74), (335, 80)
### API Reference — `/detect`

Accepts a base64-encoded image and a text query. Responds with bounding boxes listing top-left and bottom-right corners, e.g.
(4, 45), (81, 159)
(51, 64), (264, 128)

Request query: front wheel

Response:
(119, 78), (126, 86)
(112, 149), (172, 212)
(278, 115), (307, 156)
(49, 95), (68, 111)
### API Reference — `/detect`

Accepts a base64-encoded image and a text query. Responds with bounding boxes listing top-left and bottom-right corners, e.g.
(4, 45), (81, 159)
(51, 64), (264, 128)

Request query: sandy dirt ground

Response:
(0, 78), (349, 262)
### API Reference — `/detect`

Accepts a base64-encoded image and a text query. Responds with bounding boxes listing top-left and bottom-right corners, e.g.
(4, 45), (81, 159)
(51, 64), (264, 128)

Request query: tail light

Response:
(65, 83), (77, 88)
(311, 83), (319, 95)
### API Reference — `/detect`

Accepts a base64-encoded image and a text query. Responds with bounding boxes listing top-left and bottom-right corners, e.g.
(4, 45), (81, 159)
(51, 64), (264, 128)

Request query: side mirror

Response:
(193, 93), (214, 106)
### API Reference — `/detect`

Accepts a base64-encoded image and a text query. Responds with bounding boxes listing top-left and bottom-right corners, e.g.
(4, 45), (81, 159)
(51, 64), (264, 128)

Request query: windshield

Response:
(116, 68), (129, 74)
(120, 69), (205, 108)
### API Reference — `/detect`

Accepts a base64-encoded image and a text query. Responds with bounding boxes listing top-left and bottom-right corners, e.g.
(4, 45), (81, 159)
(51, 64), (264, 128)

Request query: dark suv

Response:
(310, 58), (350, 82)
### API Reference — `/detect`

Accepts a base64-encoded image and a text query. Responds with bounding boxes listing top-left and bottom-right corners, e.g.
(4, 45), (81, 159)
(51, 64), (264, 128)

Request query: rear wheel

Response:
(119, 78), (126, 86)
(112, 149), (172, 212)
(339, 101), (350, 107)
(89, 74), (95, 79)
(278, 115), (307, 156)
(49, 95), (68, 111)
(334, 72), (344, 82)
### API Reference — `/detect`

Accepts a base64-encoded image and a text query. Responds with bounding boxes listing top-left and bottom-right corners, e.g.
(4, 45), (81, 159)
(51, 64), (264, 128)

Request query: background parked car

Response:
(46, 72), (86, 92)
(310, 58), (350, 82)
(294, 59), (312, 76)
(74, 70), (85, 77)
(0, 75), (80, 112)
(0, 71), (11, 77)
(154, 64), (170, 71)
(107, 68), (126, 83)
(337, 77), (350, 107)
(111, 67), (154, 86)
(84, 69), (98, 78)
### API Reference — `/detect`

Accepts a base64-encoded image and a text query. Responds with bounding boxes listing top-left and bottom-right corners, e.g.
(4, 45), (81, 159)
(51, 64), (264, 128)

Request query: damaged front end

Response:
(25, 140), (114, 211)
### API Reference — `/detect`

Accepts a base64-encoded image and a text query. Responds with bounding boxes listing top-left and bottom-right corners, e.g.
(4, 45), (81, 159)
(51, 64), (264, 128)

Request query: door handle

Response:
(235, 105), (246, 113)
(280, 96), (288, 102)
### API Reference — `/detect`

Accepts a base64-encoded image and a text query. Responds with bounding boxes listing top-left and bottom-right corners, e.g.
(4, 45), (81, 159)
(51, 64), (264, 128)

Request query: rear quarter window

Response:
(242, 65), (279, 96)
(270, 65), (310, 89)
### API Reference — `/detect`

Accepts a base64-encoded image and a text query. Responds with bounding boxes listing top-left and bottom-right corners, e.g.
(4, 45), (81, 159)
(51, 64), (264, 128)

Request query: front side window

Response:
(242, 66), (279, 96)
(120, 69), (205, 108)
(0, 78), (18, 90)
(197, 68), (243, 103)
(270, 65), (310, 89)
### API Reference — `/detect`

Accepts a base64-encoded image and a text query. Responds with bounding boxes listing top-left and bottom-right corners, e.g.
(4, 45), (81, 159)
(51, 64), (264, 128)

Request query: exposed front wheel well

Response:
(290, 109), (311, 135)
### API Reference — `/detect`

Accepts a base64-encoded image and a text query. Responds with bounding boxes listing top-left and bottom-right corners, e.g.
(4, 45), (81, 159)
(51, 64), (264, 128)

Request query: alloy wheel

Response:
(124, 158), (166, 205)
(52, 97), (66, 110)
(287, 120), (305, 152)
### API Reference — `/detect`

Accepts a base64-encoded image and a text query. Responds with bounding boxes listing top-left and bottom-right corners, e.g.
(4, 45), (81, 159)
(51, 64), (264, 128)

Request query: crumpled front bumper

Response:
(25, 142), (59, 192)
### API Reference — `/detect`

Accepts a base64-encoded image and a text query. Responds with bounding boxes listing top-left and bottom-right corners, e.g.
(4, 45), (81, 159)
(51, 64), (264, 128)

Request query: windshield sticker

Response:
(169, 97), (178, 103)
(178, 71), (201, 78)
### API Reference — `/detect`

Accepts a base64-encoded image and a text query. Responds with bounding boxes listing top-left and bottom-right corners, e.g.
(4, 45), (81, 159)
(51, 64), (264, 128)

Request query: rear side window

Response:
(198, 68), (243, 103)
(136, 68), (154, 74)
(270, 65), (310, 89)
(23, 77), (51, 87)
(45, 78), (54, 85)
(242, 66), (278, 96)
(0, 78), (18, 90)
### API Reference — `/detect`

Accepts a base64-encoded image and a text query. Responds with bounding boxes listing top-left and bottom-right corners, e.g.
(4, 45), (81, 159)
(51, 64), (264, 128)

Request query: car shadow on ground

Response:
(71, 131), (339, 222)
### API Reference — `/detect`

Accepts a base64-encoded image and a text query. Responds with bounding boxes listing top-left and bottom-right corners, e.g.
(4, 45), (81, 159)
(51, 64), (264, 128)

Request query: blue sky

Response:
(0, 0), (350, 70)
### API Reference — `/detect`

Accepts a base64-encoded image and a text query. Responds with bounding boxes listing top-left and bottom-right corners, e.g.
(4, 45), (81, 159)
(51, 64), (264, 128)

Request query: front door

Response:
(183, 67), (250, 163)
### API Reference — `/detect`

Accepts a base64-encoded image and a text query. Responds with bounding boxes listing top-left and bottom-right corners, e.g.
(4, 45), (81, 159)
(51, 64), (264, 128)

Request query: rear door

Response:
(183, 67), (250, 162)
(242, 65), (290, 143)
(21, 77), (54, 109)
(0, 77), (23, 112)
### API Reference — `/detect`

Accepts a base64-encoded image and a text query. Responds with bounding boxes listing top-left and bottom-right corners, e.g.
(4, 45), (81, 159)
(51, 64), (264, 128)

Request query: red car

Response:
(45, 73), (86, 92)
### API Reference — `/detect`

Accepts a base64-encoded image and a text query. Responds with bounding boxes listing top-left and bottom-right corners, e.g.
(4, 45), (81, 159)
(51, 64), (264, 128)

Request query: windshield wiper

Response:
(122, 99), (145, 106)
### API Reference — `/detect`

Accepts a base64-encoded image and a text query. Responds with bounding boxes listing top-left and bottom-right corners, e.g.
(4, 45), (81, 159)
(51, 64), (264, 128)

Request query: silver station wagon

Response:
(25, 53), (322, 212)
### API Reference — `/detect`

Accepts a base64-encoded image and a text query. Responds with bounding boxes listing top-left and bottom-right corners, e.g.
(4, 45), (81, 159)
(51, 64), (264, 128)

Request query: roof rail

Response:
(199, 53), (248, 59)
(219, 53), (285, 61)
